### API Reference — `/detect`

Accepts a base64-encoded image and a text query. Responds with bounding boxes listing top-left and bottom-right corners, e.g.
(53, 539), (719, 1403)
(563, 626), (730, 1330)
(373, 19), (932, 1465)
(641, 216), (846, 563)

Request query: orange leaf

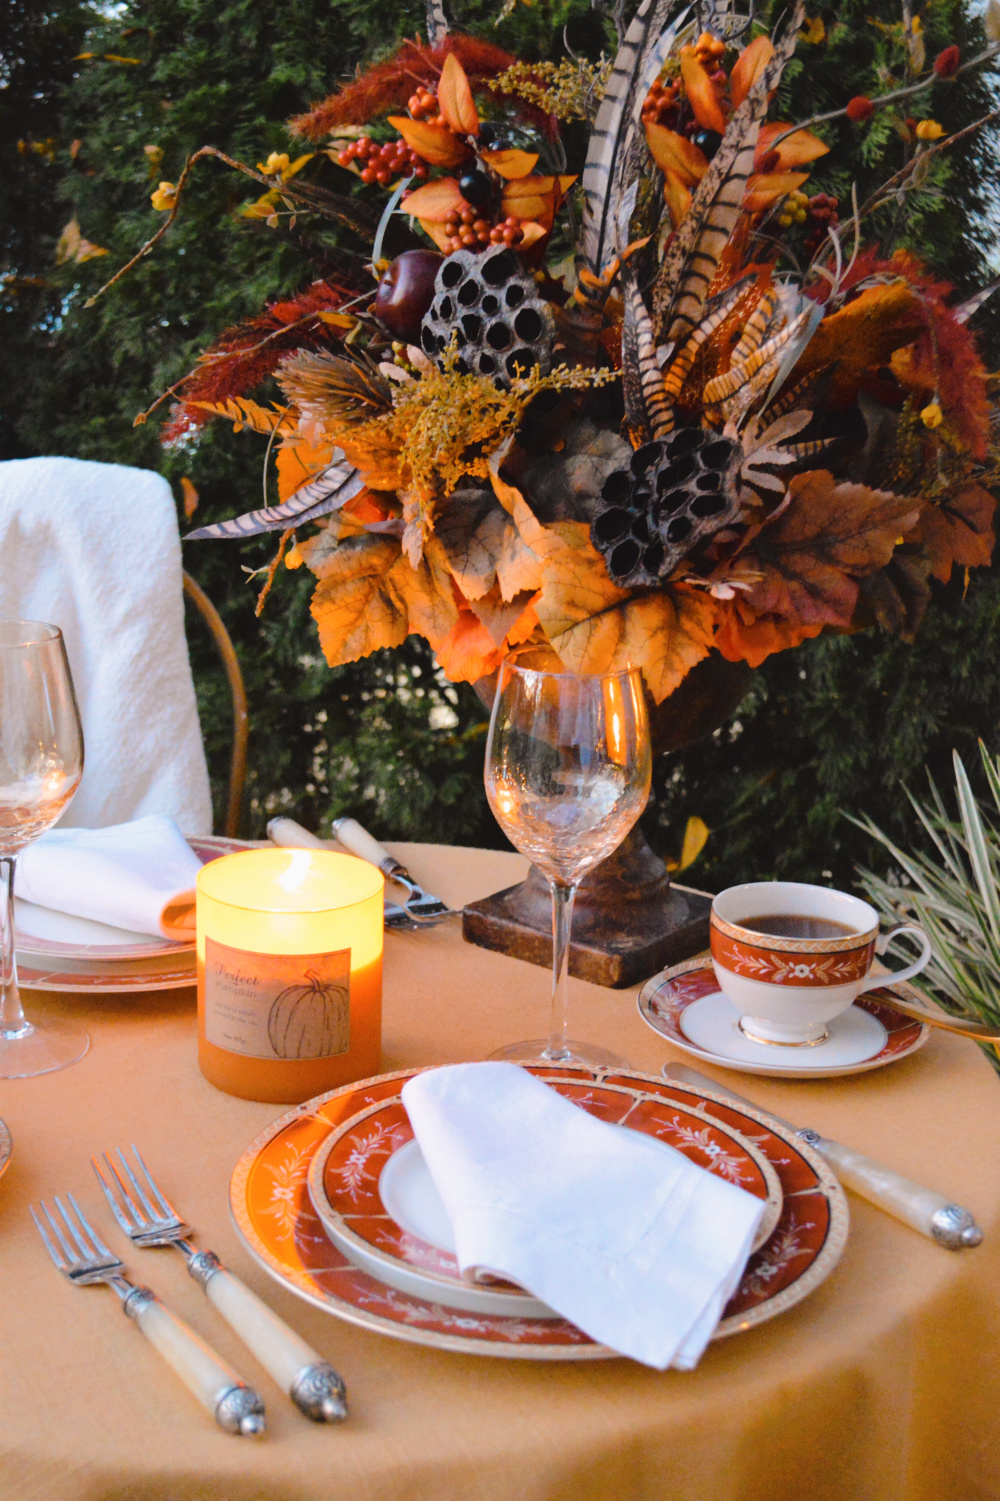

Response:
(730, 35), (773, 109)
(438, 54), (479, 136)
(309, 535), (409, 664)
(480, 148), (539, 180)
(644, 123), (709, 186)
(743, 171), (810, 211)
(180, 476), (199, 519)
(680, 50), (727, 134)
(794, 281), (926, 405)
(662, 170), (693, 229)
(387, 116), (469, 168)
(401, 177), (467, 222)
(714, 606), (824, 668)
(276, 439), (337, 502)
(518, 220), (546, 249)
(915, 485), (996, 583)
(755, 122), (830, 170)
(500, 173), (572, 232)
(435, 607), (502, 682)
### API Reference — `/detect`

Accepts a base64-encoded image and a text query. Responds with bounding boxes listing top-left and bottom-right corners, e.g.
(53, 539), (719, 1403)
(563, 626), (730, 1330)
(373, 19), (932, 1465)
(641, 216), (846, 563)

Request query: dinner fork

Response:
(30, 1193), (266, 1435)
(93, 1146), (348, 1423)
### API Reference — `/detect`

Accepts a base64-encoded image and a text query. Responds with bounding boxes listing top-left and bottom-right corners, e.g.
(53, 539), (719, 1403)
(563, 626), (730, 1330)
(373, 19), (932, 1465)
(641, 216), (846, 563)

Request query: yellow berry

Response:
(920, 401), (943, 429)
(915, 119), (945, 141)
(150, 181), (176, 211)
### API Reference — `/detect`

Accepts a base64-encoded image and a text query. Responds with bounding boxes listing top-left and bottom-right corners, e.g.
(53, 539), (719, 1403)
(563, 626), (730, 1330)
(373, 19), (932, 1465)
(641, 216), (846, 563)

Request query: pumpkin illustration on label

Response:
(267, 970), (351, 1060)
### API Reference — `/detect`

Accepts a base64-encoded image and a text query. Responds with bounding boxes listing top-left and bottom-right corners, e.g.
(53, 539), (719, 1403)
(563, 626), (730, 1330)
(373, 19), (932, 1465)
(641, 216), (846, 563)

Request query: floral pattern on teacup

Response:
(711, 928), (874, 987)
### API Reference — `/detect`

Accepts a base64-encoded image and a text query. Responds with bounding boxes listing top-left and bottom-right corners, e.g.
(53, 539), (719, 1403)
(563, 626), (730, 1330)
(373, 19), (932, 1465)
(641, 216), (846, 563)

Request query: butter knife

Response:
(661, 1062), (984, 1250)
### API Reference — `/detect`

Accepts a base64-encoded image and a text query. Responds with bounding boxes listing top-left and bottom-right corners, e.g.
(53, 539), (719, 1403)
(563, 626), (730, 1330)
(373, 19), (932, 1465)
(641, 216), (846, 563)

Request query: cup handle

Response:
(856, 923), (933, 994)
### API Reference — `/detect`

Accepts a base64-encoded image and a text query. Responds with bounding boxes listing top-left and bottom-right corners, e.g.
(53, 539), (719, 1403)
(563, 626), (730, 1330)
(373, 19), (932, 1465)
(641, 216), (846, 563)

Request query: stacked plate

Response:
(15, 835), (248, 994)
(229, 1064), (849, 1361)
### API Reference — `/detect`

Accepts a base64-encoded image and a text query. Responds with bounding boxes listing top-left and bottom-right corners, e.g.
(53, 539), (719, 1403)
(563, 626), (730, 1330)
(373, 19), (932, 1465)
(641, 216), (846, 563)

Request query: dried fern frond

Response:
(277, 350), (394, 429)
(852, 742), (1000, 1068)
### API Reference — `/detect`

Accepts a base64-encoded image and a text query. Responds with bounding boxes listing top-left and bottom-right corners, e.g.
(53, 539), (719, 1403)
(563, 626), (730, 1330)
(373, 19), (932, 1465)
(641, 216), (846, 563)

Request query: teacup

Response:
(710, 881), (932, 1046)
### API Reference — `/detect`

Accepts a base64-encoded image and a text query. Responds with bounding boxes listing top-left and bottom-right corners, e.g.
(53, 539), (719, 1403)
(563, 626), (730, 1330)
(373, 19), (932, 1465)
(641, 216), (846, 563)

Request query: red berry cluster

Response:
(439, 208), (524, 254)
(407, 86), (445, 126)
(337, 136), (429, 184)
(803, 193), (839, 256)
(641, 77), (682, 126)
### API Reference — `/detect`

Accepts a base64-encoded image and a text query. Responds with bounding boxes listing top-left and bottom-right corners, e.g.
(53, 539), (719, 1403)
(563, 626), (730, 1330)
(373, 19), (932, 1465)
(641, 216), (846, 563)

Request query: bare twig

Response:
(255, 527), (295, 616)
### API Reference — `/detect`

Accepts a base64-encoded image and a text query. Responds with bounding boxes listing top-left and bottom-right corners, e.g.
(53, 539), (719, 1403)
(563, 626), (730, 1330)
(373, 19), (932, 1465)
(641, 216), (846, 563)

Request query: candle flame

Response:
(277, 848), (315, 892)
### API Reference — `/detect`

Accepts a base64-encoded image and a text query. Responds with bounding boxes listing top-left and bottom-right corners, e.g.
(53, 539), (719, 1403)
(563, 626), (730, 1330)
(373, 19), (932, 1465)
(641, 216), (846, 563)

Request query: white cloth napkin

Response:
(401, 1062), (765, 1370)
(16, 815), (203, 941)
(0, 455), (212, 833)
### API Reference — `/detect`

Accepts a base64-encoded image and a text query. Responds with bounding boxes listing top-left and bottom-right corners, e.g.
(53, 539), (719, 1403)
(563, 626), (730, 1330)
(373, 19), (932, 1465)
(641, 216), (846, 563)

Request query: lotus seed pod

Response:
(590, 427), (741, 588)
(419, 246), (554, 387)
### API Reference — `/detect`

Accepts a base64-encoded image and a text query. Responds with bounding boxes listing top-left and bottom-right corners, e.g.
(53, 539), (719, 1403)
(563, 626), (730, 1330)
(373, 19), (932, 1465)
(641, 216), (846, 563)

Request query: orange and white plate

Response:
(16, 835), (249, 993)
(638, 960), (930, 1079)
(230, 1064), (848, 1360)
(306, 1080), (784, 1319)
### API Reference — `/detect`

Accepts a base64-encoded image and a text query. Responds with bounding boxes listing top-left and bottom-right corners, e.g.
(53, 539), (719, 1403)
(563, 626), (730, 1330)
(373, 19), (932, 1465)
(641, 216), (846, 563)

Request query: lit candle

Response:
(196, 849), (383, 1103)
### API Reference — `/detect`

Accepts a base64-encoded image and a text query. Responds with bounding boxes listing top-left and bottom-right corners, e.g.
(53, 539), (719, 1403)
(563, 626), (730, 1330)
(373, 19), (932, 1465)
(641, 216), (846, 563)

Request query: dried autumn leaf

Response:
(915, 484), (996, 583)
(734, 470), (921, 628)
(180, 476), (199, 519)
(401, 176), (468, 221)
(435, 489), (512, 600)
(714, 605), (824, 668)
(436, 607), (502, 683)
(500, 173), (575, 231)
(644, 124), (709, 187)
(438, 54), (479, 136)
(680, 50), (727, 134)
(469, 586), (539, 649)
(309, 535), (409, 664)
(480, 148), (539, 180)
(730, 35), (773, 109)
(276, 438), (337, 502)
(388, 535), (458, 649)
(663, 170), (693, 229)
(744, 171), (810, 212)
(388, 116), (470, 168)
(755, 122), (829, 171)
(188, 396), (294, 436)
(793, 281), (925, 405)
(529, 520), (716, 701)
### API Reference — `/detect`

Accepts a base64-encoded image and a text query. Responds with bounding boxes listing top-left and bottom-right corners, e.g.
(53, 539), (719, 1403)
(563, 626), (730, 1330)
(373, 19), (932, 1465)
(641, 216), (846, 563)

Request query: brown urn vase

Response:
(461, 652), (752, 988)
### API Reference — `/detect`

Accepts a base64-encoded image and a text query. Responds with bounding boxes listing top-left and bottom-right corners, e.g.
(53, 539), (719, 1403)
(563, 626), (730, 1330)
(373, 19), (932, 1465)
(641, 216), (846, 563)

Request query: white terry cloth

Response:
(402, 1062), (765, 1370)
(17, 815), (203, 940)
(0, 457), (212, 833)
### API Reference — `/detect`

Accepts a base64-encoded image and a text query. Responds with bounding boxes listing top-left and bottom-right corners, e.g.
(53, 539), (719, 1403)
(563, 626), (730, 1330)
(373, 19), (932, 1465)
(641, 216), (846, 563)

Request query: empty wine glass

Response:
(0, 621), (88, 1078)
(484, 661), (652, 1067)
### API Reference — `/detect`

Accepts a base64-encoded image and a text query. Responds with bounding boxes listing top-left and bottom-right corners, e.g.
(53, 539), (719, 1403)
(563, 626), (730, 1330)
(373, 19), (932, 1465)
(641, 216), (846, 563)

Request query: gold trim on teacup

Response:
(710, 928), (875, 987)
(737, 1018), (830, 1048)
(711, 910), (877, 954)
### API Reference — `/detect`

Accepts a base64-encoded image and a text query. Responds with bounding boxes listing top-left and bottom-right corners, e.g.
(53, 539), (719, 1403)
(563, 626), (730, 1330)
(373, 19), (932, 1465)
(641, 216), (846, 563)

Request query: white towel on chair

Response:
(0, 456), (212, 833)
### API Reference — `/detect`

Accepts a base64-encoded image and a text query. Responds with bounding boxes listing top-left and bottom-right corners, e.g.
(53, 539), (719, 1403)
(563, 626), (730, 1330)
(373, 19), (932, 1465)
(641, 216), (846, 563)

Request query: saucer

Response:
(638, 960), (929, 1079)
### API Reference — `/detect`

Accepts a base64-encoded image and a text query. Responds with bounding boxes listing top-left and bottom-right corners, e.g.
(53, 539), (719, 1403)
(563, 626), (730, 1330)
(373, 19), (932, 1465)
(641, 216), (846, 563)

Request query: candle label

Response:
(204, 938), (351, 1060)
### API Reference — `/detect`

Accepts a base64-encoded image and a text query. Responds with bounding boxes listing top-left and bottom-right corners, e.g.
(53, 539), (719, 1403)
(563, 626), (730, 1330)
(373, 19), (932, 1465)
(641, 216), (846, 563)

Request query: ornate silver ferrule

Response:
(187, 1249), (222, 1288)
(122, 1285), (158, 1321)
(930, 1204), (984, 1250)
(795, 1128), (823, 1148)
(290, 1361), (349, 1423)
(215, 1383), (267, 1437)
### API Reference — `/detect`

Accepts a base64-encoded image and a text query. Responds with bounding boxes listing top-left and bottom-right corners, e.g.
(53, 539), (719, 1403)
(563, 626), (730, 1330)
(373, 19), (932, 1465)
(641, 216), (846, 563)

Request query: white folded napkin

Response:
(401, 1062), (765, 1369)
(16, 815), (203, 941)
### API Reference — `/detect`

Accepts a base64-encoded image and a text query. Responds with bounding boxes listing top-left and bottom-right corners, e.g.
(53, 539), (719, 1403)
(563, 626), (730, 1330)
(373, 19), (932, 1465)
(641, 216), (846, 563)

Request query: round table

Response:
(1, 843), (998, 1501)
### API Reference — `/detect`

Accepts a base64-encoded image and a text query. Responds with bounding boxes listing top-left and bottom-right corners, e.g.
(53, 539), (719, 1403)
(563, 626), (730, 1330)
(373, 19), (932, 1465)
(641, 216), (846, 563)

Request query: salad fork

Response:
(93, 1146), (348, 1423)
(30, 1192), (266, 1435)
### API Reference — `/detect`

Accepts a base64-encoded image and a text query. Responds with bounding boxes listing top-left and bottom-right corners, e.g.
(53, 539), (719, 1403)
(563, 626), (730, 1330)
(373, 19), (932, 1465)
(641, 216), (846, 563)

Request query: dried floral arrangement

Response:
(94, 0), (1000, 702)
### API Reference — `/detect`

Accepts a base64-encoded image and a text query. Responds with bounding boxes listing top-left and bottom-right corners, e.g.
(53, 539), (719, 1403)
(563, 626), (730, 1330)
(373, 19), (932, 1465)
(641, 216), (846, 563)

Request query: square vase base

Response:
(462, 883), (712, 989)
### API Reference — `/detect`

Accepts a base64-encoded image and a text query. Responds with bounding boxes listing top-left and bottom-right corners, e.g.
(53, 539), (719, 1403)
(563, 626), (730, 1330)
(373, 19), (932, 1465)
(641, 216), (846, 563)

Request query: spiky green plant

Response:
(852, 743), (1000, 1070)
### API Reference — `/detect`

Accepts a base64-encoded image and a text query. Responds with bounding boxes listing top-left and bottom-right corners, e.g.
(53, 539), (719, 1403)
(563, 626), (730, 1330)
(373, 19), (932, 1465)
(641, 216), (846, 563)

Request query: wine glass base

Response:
(0, 1020), (89, 1079)
(488, 1038), (628, 1069)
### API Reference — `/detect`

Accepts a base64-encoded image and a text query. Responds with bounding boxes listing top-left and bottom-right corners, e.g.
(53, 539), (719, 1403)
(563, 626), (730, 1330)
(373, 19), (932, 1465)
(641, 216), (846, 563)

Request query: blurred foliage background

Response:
(2, 0), (998, 889)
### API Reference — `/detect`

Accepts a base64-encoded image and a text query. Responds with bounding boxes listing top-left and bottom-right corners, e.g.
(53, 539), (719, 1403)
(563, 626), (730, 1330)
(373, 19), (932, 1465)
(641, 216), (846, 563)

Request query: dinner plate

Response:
(16, 835), (250, 993)
(230, 1065), (848, 1360)
(307, 1080), (784, 1319)
(638, 960), (930, 1079)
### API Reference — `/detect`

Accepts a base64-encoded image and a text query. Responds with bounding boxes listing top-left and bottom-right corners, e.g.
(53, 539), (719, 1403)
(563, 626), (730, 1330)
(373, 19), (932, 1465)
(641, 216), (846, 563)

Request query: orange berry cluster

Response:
(407, 86), (445, 126)
(337, 136), (429, 184)
(641, 77), (681, 125)
(642, 33), (727, 126)
(440, 208), (524, 255)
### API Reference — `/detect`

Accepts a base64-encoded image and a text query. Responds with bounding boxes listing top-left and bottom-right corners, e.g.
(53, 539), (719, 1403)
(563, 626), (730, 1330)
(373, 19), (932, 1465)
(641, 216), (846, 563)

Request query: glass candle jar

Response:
(196, 848), (383, 1103)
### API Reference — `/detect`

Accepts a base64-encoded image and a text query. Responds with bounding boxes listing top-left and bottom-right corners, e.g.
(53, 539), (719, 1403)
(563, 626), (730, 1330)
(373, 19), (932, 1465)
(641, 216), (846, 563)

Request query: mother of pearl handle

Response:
(188, 1252), (348, 1422)
(122, 1286), (266, 1435)
(329, 816), (396, 871)
(796, 1133), (983, 1249)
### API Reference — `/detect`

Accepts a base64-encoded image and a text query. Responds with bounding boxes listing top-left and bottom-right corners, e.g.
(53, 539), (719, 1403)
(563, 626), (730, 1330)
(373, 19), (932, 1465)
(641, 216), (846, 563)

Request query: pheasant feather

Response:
(185, 455), (365, 539)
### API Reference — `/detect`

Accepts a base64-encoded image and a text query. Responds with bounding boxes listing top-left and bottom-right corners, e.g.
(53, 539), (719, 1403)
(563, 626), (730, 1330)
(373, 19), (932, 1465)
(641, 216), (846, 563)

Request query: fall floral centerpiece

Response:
(97, 0), (1000, 711)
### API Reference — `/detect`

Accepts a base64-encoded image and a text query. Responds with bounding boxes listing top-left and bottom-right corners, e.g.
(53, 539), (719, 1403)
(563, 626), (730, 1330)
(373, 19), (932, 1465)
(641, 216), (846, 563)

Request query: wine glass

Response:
(484, 661), (652, 1067)
(0, 621), (88, 1078)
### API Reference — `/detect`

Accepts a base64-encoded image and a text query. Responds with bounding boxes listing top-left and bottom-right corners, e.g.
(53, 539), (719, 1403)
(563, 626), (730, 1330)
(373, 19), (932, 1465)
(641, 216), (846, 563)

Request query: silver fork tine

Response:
(57, 1194), (98, 1262)
(130, 1144), (178, 1221)
(115, 1146), (163, 1224)
(93, 1153), (139, 1236)
(46, 1197), (84, 1264)
(106, 1150), (148, 1228)
(66, 1190), (114, 1259)
(31, 1203), (69, 1271)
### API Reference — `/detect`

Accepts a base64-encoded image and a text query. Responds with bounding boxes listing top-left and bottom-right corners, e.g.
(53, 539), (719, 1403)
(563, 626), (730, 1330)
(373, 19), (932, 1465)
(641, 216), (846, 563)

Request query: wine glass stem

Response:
(545, 879), (577, 1063)
(0, 856), (27, 1040)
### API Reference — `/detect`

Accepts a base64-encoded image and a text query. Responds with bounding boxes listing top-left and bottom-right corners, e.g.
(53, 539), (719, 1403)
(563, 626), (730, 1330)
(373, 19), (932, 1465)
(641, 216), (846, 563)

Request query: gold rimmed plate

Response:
(229, 1064), (848, 1361)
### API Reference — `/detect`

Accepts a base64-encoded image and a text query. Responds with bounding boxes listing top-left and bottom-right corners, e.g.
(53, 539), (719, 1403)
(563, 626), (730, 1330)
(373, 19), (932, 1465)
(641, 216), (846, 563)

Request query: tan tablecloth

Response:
(2, 843), (999, 1501)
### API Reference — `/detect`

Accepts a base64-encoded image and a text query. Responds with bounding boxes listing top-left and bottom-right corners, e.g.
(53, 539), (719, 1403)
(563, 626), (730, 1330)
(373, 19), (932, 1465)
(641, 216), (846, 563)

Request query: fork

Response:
(30, 1193), (266, 1435)
(269, 816), (455, 924)
(93, 1147), (348, 1423)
